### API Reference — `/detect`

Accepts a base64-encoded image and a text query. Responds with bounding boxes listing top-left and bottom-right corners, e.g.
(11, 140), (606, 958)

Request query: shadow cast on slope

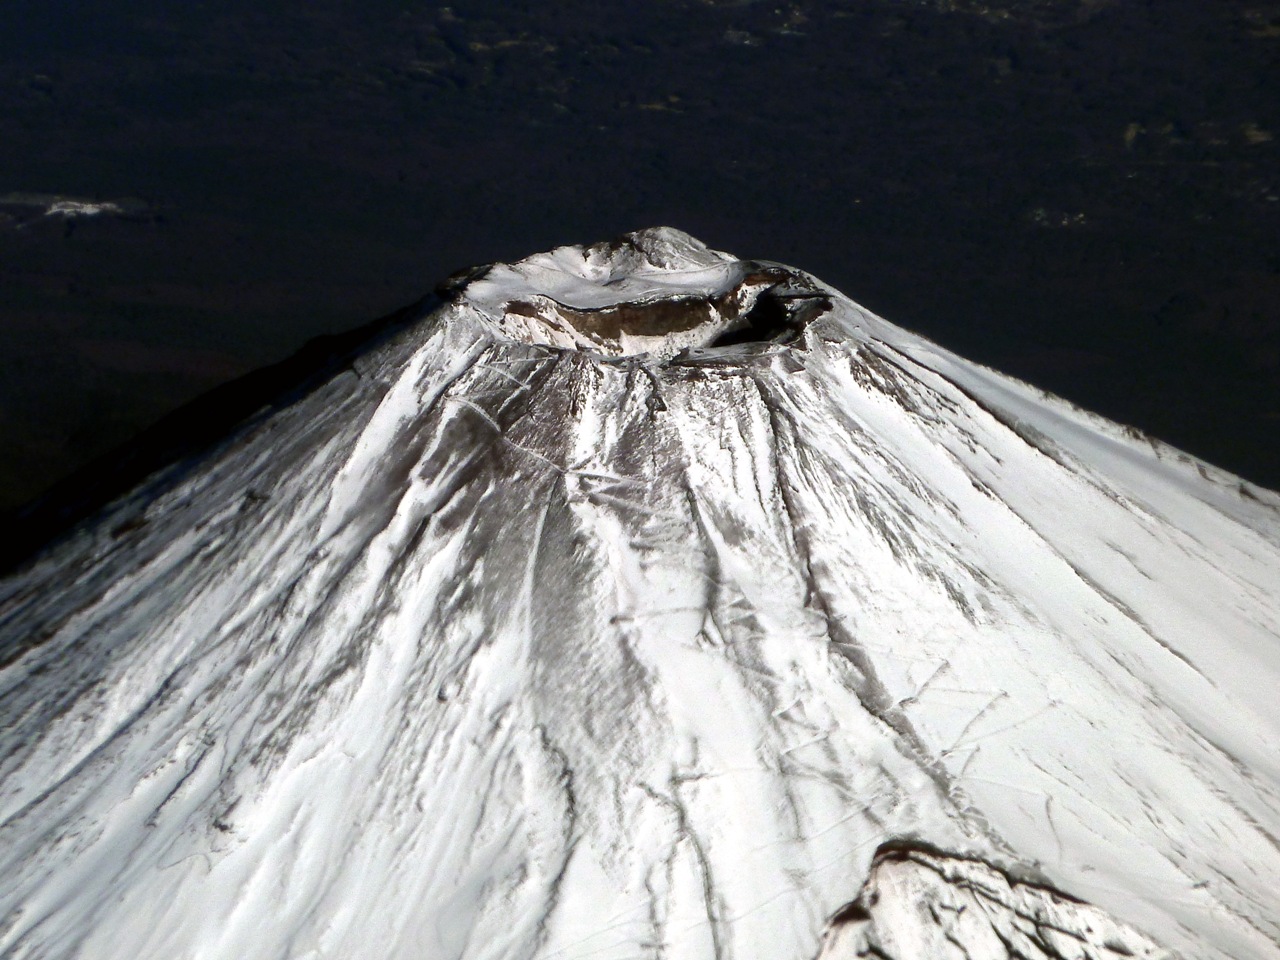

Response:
(0, 295), (439, 576)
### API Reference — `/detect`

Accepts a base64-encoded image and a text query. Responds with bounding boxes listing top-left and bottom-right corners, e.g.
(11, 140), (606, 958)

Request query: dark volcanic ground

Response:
(1, 0), (1278, 517)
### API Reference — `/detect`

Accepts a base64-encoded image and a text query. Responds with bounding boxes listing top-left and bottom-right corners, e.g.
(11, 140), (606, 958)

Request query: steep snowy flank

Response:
(0, 228), (1277, 960)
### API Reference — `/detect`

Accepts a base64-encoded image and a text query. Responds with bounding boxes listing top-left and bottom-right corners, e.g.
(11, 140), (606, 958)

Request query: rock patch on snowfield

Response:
(1, 228), (1278, 960)
(818, 843), (1173, 960)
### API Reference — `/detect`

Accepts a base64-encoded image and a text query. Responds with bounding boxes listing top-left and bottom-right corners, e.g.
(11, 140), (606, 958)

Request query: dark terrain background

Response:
(1, 0), (1277, 520)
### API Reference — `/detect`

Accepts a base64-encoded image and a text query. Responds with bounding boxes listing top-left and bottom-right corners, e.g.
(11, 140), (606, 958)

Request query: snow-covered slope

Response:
(1, 228), (1277, 960)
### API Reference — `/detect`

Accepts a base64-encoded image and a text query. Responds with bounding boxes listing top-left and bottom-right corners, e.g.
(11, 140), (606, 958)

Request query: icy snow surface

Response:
(1, 227), (1278, 959)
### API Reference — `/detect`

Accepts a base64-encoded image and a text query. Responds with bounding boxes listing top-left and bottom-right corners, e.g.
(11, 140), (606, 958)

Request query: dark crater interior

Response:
(709, 292), (831, 348)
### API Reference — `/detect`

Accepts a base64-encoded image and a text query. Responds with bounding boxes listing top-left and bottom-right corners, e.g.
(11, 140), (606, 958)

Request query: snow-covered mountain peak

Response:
(447, 226), (834, 358)
(0, 231), (1277, 960)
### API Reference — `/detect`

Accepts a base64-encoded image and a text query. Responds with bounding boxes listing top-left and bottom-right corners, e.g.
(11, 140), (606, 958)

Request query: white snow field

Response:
(0, 228), (1277, 960)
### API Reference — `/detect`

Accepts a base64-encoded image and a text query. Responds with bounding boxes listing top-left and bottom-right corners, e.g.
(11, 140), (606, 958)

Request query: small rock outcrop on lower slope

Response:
(1, 229), (1278, 960)
(819, 844), (1172, 960)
